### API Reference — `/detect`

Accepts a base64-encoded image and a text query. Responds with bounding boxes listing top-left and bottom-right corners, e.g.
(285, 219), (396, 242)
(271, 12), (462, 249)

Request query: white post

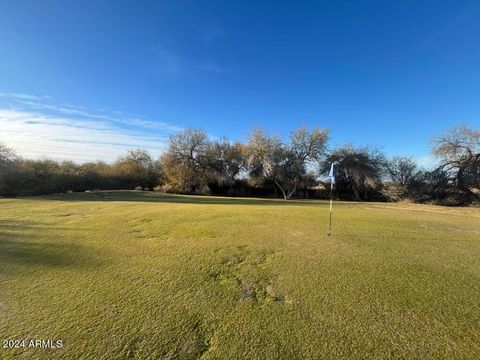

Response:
(328, 180), (333, 236)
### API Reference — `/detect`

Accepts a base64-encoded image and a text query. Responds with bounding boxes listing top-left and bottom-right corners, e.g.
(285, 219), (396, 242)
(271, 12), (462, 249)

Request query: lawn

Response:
(1, 192), (479, 359)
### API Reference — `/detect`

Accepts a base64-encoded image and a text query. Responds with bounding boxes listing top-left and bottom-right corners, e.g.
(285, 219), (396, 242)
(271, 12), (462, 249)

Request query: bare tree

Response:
(246, 127), (328, 199)
(0, 144), (18, 195)
(161, 129), (246, 193)
(386, 156), (419, 187)
(324, 145), (386, 201)
(205, 138), (245, 186)
(433, 125), (480, 198)
(115, 149), (158, 189)
(0, 143), (17, 169)
(245, 129), (288, 197)
(160, 129), (210, 193)
(289, 126), (329, 197)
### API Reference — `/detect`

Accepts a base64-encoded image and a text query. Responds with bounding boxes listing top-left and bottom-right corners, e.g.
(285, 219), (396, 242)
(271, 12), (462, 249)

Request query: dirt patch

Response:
(239, 280), (258, 302)
(265, 284), (285, 301)
(207, 246), (292, 306)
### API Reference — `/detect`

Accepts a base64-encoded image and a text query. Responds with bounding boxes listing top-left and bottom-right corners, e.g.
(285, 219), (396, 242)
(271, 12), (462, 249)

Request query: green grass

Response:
(1, 192), (479, 359)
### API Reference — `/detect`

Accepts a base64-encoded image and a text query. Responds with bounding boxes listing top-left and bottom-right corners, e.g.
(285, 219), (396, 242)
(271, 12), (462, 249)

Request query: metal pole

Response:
(328, 180), (333, 236)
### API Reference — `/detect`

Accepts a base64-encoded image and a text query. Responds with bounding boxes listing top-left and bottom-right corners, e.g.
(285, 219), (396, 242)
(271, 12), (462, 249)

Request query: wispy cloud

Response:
(412, 3), (480, 52)
(0, 92), (50, 101)
(0, 92), (181, 162)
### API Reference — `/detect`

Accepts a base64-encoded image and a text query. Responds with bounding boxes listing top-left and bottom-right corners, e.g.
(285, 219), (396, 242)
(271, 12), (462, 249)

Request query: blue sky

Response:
(0, 1), (479, 164)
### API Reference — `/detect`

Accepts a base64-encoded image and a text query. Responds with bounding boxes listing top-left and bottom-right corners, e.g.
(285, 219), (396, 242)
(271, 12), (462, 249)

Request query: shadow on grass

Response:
(16, 191), (328, 207)
(0, 220), (99, 270)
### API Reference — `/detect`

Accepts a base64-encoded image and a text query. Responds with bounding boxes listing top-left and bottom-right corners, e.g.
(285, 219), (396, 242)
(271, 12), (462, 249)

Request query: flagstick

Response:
(328, 179), (333, 236)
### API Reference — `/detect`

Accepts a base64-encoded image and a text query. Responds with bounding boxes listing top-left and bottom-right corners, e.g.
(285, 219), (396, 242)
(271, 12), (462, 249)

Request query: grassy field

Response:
(1, 192), (479, 359)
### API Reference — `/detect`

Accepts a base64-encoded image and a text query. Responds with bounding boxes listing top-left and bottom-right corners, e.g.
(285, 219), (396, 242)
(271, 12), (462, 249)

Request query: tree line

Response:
(1, 125), (479, 204)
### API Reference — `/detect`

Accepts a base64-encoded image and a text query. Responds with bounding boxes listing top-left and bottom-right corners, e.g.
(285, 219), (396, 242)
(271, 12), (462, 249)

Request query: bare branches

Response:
(432, 126), (480, 196)
(246, 127), (329, 199)
(386, 156), (419, 186)
(324, 145), (386, 201)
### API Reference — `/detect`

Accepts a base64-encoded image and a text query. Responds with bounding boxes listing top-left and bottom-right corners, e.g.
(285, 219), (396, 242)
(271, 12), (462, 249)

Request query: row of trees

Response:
(0, 147), (160, 196)
(159, 127), (328, 199)
(1, 125), (479, 204)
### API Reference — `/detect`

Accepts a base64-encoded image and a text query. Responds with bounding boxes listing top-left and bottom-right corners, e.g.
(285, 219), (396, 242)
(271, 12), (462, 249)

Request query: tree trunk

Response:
(286, 183), (297, 200)
(457, 166), (473, 197)
(274, 180), (288, 200)
(352, 186), (360, 201)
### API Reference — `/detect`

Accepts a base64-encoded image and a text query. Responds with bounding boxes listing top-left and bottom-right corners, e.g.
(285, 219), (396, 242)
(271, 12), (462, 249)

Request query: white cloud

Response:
(0, 92), (50, 101)
(0, 94), (181, 162)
